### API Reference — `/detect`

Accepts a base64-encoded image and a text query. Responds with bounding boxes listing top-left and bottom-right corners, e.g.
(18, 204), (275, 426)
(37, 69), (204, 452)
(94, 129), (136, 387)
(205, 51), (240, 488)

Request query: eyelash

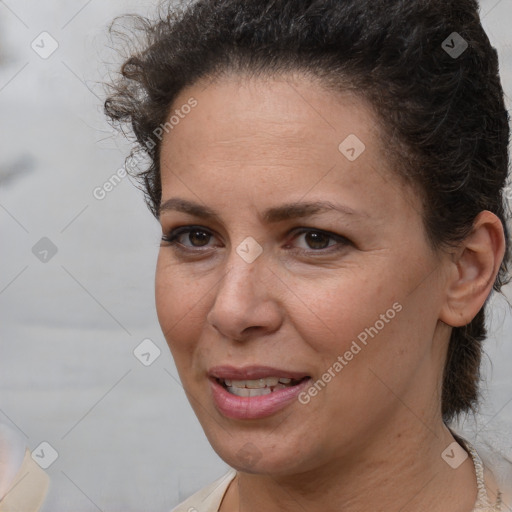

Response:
(160, 225), (351, 255)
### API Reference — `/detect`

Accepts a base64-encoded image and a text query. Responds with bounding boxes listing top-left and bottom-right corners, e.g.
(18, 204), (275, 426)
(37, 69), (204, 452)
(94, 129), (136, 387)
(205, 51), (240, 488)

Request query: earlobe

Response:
(439, 211), (506, 328)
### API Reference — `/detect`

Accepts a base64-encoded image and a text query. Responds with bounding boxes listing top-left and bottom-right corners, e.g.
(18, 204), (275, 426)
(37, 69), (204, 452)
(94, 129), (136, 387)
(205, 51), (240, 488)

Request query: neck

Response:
(228, 416), (477, 512)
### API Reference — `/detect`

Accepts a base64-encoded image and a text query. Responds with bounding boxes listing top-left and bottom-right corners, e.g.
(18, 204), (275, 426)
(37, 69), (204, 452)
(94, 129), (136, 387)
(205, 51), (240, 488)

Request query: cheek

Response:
(291, 273), (393, 346)
(155, 255), (207, 356)
(315, 283), (439, 414)
(291, 265), (432, 386)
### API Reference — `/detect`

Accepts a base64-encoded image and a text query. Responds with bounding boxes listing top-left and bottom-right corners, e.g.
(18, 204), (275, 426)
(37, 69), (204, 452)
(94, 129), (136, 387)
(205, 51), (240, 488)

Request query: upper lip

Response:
(208, 365), (310, 381)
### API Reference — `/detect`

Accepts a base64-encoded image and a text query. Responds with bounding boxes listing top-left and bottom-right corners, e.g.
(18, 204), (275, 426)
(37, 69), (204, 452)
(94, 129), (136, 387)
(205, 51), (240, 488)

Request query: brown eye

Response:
(161, 227), (215, 248)
(290, 228), (350, 253)
(302, 231), (332, 250)
(186, 229), (211, 247)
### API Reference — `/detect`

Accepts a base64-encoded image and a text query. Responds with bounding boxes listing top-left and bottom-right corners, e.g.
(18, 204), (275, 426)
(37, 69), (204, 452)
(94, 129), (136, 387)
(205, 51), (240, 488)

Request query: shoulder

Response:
(450, 426), (512, 510)
(170, 469), (237, 512)
(0, 447), (49, 512)
(490, 455), (512, 509)
(468, 436), (512, 509)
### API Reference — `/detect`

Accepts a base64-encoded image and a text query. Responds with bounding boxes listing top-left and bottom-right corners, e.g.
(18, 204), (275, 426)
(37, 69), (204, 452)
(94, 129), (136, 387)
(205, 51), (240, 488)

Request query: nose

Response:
(206, 248), (283, 342)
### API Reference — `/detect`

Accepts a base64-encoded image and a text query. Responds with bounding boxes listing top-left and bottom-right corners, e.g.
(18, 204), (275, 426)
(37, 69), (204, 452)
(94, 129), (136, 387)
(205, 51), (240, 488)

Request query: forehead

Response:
(157, 73), (415, 221)
(161, 74), (387, 170)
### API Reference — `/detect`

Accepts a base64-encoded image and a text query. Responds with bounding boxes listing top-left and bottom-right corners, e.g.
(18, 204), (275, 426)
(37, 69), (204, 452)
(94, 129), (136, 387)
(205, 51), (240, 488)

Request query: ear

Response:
(439, 210), (506, 327)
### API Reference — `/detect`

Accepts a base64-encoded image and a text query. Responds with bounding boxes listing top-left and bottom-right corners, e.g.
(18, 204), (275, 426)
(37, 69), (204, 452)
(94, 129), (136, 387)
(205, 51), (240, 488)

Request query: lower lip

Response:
(209, 377), (311, 420)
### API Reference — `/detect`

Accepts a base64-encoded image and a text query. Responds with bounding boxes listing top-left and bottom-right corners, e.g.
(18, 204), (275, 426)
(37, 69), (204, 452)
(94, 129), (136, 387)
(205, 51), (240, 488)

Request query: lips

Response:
(208, 365), (311, 419)
(208, 365), (310, 381)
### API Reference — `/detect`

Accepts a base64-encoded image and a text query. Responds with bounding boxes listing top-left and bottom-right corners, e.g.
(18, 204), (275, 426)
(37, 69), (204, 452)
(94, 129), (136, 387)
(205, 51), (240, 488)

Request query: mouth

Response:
(208, 366), (312, 420)
(215, 376), (310, 397)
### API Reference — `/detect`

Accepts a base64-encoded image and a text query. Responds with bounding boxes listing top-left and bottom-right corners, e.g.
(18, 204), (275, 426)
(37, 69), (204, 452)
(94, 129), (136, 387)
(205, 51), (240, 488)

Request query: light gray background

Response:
(0, 1), (511, 510)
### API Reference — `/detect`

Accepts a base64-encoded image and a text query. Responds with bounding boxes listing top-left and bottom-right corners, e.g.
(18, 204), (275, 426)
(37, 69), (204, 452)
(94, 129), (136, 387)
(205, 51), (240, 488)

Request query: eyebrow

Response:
(158, 197), (363, 223)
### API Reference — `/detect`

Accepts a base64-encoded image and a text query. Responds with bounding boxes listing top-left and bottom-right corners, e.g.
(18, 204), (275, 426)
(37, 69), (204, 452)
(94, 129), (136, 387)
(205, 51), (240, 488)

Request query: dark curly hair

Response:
(104, 0), (511, 423)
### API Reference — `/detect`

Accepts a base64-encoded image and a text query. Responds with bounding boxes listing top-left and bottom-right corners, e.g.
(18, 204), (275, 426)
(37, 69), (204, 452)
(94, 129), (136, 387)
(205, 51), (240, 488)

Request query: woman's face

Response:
(155, 73), (451, 475)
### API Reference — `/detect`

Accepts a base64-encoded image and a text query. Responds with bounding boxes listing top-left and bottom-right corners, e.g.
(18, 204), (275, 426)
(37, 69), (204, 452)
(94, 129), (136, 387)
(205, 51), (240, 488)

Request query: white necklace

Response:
(462, 438), (503, 511)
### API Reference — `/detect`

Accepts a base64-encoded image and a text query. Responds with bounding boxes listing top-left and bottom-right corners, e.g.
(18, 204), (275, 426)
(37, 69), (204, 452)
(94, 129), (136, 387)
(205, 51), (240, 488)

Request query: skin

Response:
(155, 72), (506, 512)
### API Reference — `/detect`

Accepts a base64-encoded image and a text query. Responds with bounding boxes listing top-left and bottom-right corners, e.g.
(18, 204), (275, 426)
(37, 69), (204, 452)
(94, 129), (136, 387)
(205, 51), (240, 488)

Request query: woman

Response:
(105, 0), (511, 510)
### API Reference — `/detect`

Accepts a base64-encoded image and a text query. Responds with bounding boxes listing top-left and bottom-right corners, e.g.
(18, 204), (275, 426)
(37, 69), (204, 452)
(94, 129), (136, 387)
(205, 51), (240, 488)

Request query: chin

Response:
(205, 427), (312, 475)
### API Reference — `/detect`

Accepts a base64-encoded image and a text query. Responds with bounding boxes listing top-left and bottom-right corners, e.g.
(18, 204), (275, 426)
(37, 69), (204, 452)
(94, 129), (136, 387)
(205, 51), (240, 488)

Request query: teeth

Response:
(228, 387), (273, 397)
(231, 378), (279, 388)
(222, 377), (296, 389)
(220, 376), (304, 396)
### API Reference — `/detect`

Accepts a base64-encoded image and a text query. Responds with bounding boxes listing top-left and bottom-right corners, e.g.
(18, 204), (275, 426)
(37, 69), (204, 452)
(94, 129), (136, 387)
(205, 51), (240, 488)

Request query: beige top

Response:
(170, 440), (511, 512)
(0, 448), (49, 512)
